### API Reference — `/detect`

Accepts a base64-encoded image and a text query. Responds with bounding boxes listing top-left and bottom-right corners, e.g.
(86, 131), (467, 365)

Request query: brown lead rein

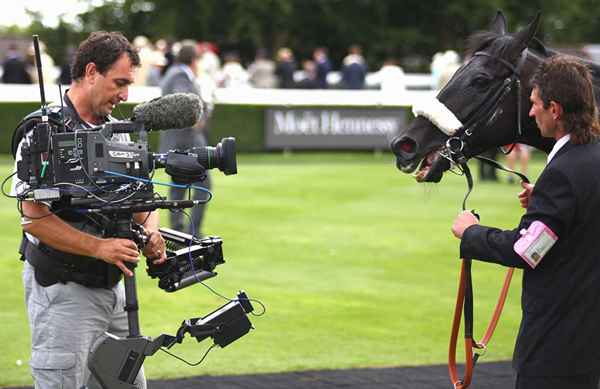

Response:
(448, 261), (514, 389)
(447, 155), (526, 389)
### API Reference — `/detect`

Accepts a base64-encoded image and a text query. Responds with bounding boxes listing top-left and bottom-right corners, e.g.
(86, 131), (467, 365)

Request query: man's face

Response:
(529, 87), (558, 138)
(89, 53), (135, 119)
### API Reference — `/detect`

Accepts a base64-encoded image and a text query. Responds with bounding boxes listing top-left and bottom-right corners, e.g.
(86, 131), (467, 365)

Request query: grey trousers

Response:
(159, 128), (211, 236)
(23, 262), (146, 389)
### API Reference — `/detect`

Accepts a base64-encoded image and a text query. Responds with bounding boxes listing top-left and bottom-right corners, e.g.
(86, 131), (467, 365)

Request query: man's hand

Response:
(518, 181), (534, 209)
(452, 210), (480, 239)
(96, 238), (140, 277)
(142, 230), (167, 265)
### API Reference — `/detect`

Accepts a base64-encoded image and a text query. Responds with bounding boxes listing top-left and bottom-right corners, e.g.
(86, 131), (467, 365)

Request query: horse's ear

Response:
(490, 11), (508, 35)
(514, 12), (541, 48)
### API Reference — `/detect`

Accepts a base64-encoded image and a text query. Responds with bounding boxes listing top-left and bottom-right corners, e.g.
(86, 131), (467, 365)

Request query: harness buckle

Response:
(473, 341), (487, 357)
(446, 137), (464, 154)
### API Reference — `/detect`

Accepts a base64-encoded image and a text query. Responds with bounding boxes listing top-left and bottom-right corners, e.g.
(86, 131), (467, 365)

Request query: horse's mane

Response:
(466, 31), (551, 59)
(467, 31), (600, 105)
(466, 31), (512, 58)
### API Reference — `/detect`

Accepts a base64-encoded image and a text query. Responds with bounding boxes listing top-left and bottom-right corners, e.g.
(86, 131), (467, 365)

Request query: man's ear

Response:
(84, 62), (98, 83)
(550, 101), (563, 121)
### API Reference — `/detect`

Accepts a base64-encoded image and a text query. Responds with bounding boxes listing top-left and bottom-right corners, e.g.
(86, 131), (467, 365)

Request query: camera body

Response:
(15, 114), (236, 208)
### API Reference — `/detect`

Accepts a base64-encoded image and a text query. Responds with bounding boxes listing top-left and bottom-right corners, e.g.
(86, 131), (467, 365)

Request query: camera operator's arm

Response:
(134, 211), (167, 264)
(21, 200), (140, 277)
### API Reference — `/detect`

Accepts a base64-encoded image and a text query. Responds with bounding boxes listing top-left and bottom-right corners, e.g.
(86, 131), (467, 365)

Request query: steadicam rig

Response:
(5, 35), (261, 389)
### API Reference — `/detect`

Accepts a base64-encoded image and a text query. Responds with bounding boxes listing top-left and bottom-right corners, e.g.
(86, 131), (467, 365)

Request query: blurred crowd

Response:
(0, 36), (464, 92)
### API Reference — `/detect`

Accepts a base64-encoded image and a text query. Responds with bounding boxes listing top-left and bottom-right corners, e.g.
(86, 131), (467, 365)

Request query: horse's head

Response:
(391, 11), (554, 182)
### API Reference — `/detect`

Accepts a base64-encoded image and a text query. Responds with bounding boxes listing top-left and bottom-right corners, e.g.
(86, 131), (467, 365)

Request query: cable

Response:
(104, 170), (213, 203)
(1, 171), (18, 198)
(199, 280), (267, 317)
(179, 212), (266, 317)
(159, 343), (216, 366)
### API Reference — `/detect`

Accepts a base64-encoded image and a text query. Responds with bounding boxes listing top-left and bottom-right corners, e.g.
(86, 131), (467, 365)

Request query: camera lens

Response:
(194, 137), (237, 175)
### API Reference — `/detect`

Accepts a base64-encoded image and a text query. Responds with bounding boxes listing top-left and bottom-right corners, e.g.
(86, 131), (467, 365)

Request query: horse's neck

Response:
(515, 51), (555, 154)
(534, 45), (600, 107)
(589, 62), (600, 107)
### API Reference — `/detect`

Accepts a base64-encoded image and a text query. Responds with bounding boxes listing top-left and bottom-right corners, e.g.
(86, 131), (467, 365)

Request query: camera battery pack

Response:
(33, 188), (61, 201)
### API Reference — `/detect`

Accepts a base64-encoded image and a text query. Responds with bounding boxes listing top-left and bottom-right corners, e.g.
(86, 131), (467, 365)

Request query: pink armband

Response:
(513, 221), (558, 268)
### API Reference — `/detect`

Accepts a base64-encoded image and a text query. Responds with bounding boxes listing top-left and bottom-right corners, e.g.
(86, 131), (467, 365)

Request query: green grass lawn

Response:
(0, 152), (544, 387)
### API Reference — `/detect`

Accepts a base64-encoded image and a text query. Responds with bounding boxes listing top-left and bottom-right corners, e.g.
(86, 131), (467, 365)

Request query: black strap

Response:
(23, 238), (121, 288)
(474, 156), (530, 184)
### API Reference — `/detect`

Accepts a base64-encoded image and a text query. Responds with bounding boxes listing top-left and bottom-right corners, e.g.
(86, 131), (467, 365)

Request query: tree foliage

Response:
(10, 0), (600, 71)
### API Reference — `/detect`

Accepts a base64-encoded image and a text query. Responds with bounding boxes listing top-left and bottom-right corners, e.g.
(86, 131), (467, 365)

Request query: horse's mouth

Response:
(414, 149), (450, 183)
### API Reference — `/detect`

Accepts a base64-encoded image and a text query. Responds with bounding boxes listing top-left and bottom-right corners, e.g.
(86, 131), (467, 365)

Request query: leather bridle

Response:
(444, 48), (529, 170)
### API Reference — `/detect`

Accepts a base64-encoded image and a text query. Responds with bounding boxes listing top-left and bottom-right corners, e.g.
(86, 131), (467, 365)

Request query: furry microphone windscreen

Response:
(132, 93), (204, 131)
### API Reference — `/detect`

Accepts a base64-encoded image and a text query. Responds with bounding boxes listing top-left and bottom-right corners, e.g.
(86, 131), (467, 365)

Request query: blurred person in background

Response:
(26, 40), (56, 84)
(58, 45), (75, 85)
(248, 48), (277, 88)
(431, 49), (461, 90)
(369, 56), (405, 95)
(197, 41), (221, 83)
(132, 35), (154, 86)
(1, 43), (31, 84)
(159, 43), (211, 237)
(275, 47), (296, 89)
(157, 38), (175, 76)
(219, 51), (249, 88)
(295, 60), (319, 89)
(341, 44), (367, 89)
(313, 47), (332, 89)
(145, 47), (167, 86)
(506, 144), (531, 183)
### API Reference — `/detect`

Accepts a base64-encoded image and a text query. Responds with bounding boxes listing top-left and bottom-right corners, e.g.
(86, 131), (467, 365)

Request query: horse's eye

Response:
(472, 76), (491, 89)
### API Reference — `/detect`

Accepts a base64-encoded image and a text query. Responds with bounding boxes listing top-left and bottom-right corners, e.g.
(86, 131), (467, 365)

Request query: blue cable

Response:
(104, 170), (212, 194)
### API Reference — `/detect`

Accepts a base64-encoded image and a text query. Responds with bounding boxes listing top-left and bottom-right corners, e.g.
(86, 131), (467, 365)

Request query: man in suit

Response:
(2, 43), (31, 84)
(159, 43), (211, 237)
(452, 55), (600, 389)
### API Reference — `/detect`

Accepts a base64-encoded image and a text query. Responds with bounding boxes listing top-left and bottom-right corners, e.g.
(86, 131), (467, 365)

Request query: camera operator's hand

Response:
(97, 238), (140, 277)
(142, 230), (167, 265)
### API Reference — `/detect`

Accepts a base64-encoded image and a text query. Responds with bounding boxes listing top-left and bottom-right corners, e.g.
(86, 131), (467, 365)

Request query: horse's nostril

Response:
(395, 138), (416, 155)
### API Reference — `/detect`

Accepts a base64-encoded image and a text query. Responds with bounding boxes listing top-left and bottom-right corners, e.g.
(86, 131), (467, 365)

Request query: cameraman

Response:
(12, 32), (166, 389)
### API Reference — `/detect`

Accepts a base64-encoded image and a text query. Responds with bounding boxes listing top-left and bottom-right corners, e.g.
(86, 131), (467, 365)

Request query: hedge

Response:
(0, 102), (409, 155)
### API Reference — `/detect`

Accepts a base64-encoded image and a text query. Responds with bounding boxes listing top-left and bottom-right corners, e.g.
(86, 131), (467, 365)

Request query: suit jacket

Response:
(461, 140), (600, 376)
(160, 64), (200, 97)
(158, 64), (208, 153)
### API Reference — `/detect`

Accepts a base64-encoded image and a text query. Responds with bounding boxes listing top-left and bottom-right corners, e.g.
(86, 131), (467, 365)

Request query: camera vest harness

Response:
(15, 92), (123, 289)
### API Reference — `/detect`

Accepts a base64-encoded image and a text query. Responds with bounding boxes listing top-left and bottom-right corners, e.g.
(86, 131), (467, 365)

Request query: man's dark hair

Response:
(176, 44), (198, 66)
(531, 55), (600, 144)
(71, 31), (140, 81)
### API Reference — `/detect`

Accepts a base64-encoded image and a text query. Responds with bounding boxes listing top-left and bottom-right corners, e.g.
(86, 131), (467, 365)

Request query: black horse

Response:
(391, 11), (600, 183)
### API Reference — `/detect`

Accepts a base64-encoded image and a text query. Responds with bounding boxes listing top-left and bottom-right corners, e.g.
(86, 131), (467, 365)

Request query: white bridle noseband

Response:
(412, 98), (463, 137)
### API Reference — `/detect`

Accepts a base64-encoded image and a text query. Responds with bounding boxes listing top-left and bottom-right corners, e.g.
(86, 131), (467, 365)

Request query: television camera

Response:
(9, 35), (259, 389)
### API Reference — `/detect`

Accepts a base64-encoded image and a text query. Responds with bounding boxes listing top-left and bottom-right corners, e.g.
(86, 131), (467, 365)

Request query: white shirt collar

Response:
(547, 134), (571, 164)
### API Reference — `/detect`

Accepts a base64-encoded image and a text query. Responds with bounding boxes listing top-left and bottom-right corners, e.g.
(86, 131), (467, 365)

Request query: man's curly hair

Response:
(531, 55), (600, 144)
(71, 31), (140, 81)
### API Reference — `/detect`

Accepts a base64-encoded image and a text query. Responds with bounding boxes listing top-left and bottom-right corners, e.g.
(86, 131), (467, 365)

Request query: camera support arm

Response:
(88, 290), (254, 389)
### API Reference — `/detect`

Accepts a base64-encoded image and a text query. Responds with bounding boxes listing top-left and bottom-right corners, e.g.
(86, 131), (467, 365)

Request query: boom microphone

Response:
(132, 93), (203, 131)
